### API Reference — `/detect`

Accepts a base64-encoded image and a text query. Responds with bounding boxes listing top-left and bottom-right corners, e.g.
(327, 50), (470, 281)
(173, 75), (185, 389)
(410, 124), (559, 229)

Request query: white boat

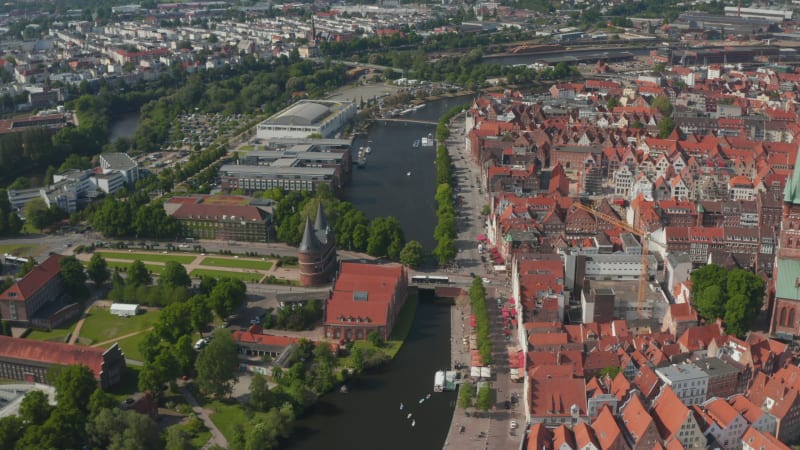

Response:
(434, 371), (444, 392)
(407, 413), (412, 419)
(407, 171), (411, 176)
(400, 402), (404, 410)
(426, 393), (432, 399)
(419, 398), (425, 404)
(365, 146), (372, 154)
(412, 420), (416, 427)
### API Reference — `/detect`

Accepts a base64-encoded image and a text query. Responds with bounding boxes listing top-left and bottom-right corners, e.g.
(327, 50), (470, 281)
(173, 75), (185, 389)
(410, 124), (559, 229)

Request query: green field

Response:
(114, 332), (151, 362)
(26, 320), (79, 343)
(96, 251), (196, 264)
(209, 400), (272, 443)
(190, 268), (263, 282)
(78, 307), (161, 345)
(0, 243), (39, 258)
(199, 257), (272, 270)
(102, 260), (166, 275)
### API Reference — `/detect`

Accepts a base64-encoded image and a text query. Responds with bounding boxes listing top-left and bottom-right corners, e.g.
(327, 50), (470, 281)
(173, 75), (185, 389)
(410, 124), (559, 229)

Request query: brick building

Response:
(0, 254), (64, 326)
(324, 262), (408, 341)
(298, 203), (337, 287)
(0, 336), (125, 389)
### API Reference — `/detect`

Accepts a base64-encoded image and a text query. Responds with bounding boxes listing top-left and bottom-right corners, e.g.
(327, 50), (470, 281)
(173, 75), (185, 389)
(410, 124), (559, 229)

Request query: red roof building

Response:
(0, 336), (125, 389)
(0, 254), (64, 325)
(324, 262), (408, 341)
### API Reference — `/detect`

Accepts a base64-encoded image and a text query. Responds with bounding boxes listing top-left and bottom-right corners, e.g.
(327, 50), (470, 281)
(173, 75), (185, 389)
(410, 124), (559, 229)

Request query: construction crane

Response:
(573, 202), (651, 319)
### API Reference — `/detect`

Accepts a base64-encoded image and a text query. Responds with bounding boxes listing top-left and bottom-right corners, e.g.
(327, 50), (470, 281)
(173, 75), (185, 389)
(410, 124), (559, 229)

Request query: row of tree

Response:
(457, 380), (493, 416)
(431, 105), (465, 267)
(469, 277), (493, 365)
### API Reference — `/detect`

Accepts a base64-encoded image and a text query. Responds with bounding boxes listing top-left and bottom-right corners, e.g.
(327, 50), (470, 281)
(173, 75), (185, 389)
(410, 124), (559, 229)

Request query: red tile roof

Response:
(529, 375), (587, 419)
(741, 426), (790, 450)
(703, 397), (741, 428)
(0, 254), (62, 302)
(0, 335), (109, 379)
(325, 262), (405, 327)
(591, 405), (625, 449)
(232, 331), (298, 348)
(169, 203), (266, 222)
(621, 394), (657, 448)
(652, 386), (690, 440)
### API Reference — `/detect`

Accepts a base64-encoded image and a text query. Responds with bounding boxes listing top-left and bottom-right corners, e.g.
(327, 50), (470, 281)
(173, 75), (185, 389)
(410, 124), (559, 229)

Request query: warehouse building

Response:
(255, 100), (356, 140)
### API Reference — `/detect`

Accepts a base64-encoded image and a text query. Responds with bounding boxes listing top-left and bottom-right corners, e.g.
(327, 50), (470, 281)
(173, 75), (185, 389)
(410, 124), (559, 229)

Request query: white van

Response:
(194, 338), (208, 350)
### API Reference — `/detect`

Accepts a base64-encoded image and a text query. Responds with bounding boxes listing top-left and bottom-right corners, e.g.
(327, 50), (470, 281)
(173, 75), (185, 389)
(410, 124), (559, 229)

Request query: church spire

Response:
(784, 144), (800, 204)
(314, 201), (329, 232)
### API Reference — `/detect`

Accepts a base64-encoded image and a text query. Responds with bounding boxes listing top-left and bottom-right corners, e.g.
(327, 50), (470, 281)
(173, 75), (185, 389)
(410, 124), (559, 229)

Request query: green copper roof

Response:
(784, 146), (800, 204)
(776, 257), (800, 301)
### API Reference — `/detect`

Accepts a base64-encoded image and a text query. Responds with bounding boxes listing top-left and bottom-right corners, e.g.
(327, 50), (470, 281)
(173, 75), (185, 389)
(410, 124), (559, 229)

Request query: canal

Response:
(284, 292), (456, 450)
(345, 95), (472, 251)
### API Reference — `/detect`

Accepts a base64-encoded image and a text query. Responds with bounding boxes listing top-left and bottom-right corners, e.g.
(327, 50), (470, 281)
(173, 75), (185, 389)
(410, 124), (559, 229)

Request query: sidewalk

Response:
(179, 385), (228, 450)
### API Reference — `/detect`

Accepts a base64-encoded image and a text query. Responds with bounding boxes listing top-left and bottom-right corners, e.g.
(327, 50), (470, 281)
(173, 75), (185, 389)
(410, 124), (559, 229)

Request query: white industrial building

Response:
(255, 100), (356, 139)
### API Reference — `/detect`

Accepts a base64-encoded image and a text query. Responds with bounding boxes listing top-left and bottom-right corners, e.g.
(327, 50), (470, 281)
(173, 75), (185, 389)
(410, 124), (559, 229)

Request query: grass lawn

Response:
(190, 268), (263, 282)
(78, 307), (161, 345)
(114, 332), (151, 362)
(208, 400), (270, 442)
(199, 257), (273, 271)
(95, 260), (166, 276)
(26, 319), (79, 343)
(107, 366), (141, 402)
(96, 251), (196, 264)
(0, 243), (39, 257)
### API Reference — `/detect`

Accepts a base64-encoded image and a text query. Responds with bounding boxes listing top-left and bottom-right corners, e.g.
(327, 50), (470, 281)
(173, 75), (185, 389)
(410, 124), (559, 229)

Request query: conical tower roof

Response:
(299, 216), (321, 253)
(314, 201), (329, 232)
(785, 144), (800, 204)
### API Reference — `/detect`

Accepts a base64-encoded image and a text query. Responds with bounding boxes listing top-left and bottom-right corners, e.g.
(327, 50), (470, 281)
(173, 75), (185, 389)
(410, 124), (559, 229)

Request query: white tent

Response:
(110, 303), (140, 317)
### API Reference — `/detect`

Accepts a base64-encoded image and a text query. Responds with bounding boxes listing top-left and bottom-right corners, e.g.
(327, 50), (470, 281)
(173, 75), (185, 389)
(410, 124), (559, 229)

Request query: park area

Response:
(96, 251), (196, 264)
(76, 306), (161, 346)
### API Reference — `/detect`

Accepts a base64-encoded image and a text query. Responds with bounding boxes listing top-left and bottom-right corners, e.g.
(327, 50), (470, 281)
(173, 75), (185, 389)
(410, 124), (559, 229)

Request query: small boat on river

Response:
(400, 402), (404, 411)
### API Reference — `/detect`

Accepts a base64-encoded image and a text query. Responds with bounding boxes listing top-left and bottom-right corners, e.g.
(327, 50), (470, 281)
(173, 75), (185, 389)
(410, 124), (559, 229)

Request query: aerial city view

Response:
(1, 0), (800, 449)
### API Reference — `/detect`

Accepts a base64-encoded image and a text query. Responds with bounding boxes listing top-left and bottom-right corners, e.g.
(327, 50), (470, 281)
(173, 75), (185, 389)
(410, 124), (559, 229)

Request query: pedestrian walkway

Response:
(90, 327), (153, 348)
(179, 385), (228, 450)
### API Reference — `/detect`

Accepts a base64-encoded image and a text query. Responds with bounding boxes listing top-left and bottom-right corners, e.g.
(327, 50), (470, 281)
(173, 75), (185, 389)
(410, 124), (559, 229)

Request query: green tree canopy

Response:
(19, 390), (52, 426)
(87, 253), (111, 286)
(475, 384), (492, 412)
(691, 264), (765, 337)
(196, 329), (239, 398)
(399, 240), (425, 268)
(127, 260), (152, 286)
(458, 381), (474, 409)
(59, 255), (87, 296)
(209, 277), (247, 320)
(159, 261), (191, 288)
(51, 364), (96, 413)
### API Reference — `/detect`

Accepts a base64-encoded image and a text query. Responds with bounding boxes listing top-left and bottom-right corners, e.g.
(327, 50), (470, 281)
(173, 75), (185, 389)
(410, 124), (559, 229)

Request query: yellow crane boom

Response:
(573, 202), (650, 319)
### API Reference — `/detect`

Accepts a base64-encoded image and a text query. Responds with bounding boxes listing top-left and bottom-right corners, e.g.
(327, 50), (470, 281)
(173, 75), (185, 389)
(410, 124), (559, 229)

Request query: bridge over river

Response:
(374, 117), (439, 125)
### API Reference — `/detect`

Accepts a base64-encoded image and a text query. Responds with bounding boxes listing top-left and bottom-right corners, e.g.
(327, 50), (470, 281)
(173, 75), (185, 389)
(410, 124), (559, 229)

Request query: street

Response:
(442, 113), (524, 450)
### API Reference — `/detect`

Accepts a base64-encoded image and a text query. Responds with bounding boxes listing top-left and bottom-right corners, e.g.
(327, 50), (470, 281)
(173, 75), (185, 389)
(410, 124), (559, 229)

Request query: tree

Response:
(658, 116), (676, 138)
(458, 381), (474, 409)
(173, 334), (197, 376)
(399, 240), (425, 268)
(351, 347), (364, 374)
(209, 278), (246, 320)
(127, 260), (152, 286)
(155, 301), (193, 342)
(691, 264), (766, 337)
(87, 253), (111, 286)
(19, 390), (52, 426)
(433, 237), (457, 266)
(165, 426), (194, 450)
(0, 416), (24, 449)
(88, 389), (117, 419)
(242, 404), (294, 450)
(59, 255), (87, 296)
(652, 95), (673, 116)
(52, 364), (97, 413)
(367, 331), (384, 348)
(138, 349), (178, 394)
(249, 372), (275, 412)
(24, 198), (53, 230)
(695, 284), (725, 321)
(196, 329), (239, 398)
(189, 295), (213, 335)
(475, 384), (492, 414)
(160, 261), (191, 288)
(87, 408), (161, 450)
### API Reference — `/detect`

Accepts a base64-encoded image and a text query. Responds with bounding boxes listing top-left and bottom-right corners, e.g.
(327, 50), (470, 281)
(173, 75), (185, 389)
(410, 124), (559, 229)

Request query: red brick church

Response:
(771, 150), (800, 337)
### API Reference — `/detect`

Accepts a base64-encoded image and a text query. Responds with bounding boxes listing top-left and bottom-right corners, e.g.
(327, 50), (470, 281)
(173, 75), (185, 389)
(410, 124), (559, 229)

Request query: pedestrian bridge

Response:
(374, 118), (439, 125)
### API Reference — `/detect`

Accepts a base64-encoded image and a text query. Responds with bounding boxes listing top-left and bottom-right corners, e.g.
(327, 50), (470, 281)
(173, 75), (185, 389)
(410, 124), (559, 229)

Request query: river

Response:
(345, 95), (472, 251)
(108, 111), (141, 141)
(284, 292), (456, 450)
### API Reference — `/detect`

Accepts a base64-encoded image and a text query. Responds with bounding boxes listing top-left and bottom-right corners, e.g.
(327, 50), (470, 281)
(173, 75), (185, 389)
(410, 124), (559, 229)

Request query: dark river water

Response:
(345, 94), (472, 251)
(284, 293), (456, 450)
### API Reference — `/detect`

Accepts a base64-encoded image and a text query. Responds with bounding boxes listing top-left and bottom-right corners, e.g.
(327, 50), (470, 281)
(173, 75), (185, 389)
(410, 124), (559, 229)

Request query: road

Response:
(442, 114), (525, 450)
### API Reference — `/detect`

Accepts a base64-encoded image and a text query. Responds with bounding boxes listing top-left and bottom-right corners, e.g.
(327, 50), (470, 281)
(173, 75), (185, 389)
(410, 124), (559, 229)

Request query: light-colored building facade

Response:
(656, 363), (709, 406)
(255, 100), (356, 139)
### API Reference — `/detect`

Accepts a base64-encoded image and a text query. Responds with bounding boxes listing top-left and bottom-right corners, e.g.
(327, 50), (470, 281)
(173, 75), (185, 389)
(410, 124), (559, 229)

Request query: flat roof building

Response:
(219, 164), (340, 194)
(255, 100), (356, 140)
